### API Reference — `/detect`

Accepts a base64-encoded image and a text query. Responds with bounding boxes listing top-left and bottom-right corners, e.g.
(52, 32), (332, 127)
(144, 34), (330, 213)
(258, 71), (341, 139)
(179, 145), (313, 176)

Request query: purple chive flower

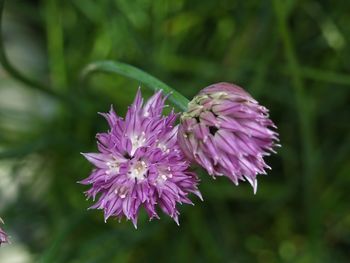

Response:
(0, 218), (9, 245)
(80, 88), (201, 227)
(178, 82), (279, 193)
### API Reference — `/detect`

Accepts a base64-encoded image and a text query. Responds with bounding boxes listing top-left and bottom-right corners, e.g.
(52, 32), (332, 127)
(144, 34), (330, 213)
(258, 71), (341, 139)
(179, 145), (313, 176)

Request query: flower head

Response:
(0, 218), (9, 246)
(80, 88), (201, 227)
(178, 82), (279, 193)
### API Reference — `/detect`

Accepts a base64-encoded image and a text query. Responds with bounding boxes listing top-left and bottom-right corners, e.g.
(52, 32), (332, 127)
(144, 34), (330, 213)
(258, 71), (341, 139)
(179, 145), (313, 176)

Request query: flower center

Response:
(130, 132), (146, 156)
(156, 140), (169, 153)
(129, 160), (147, 181)
(105, 159), (120, 175)
(114, 185), (128, 199)
(155, 167), (172, 185)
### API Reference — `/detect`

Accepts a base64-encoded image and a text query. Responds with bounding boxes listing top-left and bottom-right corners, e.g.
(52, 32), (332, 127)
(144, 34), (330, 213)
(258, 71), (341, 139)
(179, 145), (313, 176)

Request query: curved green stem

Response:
(81, 60), (190, 111)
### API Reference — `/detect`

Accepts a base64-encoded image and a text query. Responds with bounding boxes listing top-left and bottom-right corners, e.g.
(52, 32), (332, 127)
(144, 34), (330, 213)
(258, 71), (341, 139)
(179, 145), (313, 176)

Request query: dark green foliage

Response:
(0, 0), (349, 262)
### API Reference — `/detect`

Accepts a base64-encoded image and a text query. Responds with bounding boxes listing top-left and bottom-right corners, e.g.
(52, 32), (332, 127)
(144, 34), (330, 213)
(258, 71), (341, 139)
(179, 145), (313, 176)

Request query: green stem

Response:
(81, 60), (190, 111)
(44, 0), (67, 90)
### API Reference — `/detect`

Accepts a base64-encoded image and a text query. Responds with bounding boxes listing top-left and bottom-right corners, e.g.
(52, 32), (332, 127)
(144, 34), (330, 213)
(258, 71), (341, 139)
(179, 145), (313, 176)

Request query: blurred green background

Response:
(0, 0), (350, 262)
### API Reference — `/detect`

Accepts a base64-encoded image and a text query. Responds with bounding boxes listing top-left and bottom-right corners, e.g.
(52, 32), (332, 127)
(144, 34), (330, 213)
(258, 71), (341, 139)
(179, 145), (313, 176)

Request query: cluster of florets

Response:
(81, 89), (201, 227)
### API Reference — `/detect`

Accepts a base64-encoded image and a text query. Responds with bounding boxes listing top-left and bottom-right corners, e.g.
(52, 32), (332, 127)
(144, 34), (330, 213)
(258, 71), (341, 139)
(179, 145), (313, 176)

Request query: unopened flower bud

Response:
(178, 82), (279, 193)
